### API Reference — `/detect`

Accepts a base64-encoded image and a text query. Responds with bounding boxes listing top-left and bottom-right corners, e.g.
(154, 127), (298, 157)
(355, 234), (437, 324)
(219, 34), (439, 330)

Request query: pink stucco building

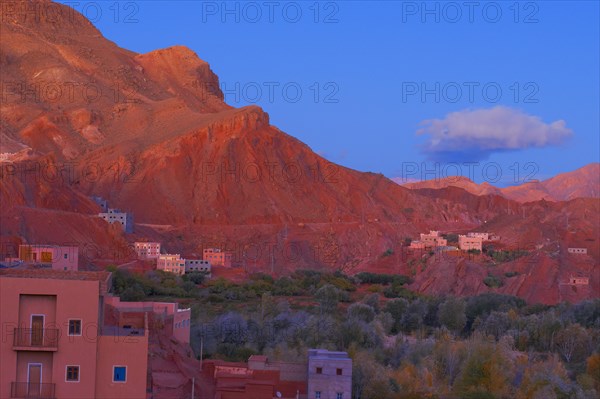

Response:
(134, 242), (161, 260)
(418, 231), (447, 248)
(0, 269), (148, 399)
(458, 235), (483, 251)
(203, 248), (233, 267)
(157, 254), (185, 275)
(466, 232), (490, 241)
(18, 245), (79, 271)
(104, 296), (191, 344)
(569, 276), (589, 285)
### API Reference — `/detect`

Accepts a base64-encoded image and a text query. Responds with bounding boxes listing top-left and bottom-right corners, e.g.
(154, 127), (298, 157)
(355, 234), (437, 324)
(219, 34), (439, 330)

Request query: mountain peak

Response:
(4, 0), (102, 37)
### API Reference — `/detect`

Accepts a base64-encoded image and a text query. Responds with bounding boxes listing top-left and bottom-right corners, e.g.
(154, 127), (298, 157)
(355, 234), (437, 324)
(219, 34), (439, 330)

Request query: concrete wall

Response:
(307, 350), (352, 399)
(459, 235), (483, 251)
(157, 254), (185, 275)
(568, 248), (587, 254)
(0, 275), (101, 399)
(173, 308), (191, 344)
(0, 273), (148, 399)
(18, 245), (79, 271)
(95, 332), (148, 399)
(134, 242), (161, 259)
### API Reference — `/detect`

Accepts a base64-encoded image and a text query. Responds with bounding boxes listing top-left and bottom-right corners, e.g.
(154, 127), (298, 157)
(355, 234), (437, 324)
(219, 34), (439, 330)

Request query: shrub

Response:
(483, 274), (503, 288)
(357, 272), (411, 286)
(488, 250), (529, 263)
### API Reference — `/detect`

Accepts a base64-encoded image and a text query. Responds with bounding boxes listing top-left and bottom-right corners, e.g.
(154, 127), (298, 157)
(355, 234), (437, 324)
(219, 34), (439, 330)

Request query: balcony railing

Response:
(12, 328), (59, 351)
(10, 382), (55, 399)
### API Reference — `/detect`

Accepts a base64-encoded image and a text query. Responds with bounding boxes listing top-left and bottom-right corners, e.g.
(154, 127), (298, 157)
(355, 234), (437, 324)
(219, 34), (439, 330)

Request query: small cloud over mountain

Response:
(417, 106), (573, 161)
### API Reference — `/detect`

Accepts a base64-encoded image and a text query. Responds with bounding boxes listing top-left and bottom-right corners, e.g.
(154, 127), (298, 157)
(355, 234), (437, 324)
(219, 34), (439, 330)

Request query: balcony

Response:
(10, 382), (55, 399)
(12, 328), (59, 351)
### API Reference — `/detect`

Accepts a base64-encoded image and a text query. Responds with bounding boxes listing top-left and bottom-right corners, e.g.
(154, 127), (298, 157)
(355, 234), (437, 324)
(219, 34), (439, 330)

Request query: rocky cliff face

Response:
(1, 0), (597, 303)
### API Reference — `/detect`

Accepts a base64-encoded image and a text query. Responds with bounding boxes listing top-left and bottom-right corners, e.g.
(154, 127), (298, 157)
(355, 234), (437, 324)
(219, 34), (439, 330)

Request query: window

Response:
(337, 368), (343, 375)
(336, 394), (343, 399)
(113, 366), (127, 382)
(68, 319), (82, 336)
(316, 367), (322, 374)
(64, 253), (68, 259)
(315, 392), (321, 399)
(66, 366), (80, 382)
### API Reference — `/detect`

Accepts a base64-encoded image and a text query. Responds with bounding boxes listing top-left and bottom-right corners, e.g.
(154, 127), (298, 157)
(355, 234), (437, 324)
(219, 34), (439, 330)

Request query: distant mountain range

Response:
(395, 163), (599, 203)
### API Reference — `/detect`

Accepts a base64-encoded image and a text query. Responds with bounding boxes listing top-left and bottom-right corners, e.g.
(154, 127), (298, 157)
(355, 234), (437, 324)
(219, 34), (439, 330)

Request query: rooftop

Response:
(308, 349), (351, 360)
(0, 269), (111, 282)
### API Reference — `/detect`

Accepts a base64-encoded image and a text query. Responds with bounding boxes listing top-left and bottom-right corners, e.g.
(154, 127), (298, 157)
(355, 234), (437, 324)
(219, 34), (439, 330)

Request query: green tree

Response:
(315, 284), (340, 313)
(438, 297), (467, 334)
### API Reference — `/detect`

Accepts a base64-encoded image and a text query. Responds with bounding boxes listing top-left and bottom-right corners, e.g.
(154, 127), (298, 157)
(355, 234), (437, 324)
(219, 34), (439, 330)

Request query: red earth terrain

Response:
(0, 0), (598, 305)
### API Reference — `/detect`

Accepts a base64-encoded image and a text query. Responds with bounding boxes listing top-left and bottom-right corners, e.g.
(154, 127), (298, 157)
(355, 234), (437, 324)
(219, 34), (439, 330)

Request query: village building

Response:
(184, 259), (212, 277)
(409, 241), (426, 250)
(157, 254), (185, 275)
(204, 354), (308, 399)
(307, 349), (352, 399)
(0, 269), (148, 399)
(458, 235), (483, 251)
(419, 231), (447, 247)
(91, 196), (108, 212)
(134, 242), (161, 260)
(104, 296), (191, 344)
(467, 232), (490, 241)
(17, 244), (79, 271)
(568, 248), (588, 254)
(203, 248), (233, 267)
(569, 276), (590, 285)
(98, 208), (133, 233)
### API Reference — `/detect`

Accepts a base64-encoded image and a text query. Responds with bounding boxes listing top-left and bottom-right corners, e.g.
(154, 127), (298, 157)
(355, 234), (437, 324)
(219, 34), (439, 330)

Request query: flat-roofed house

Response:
(157, 254), (185, 275)
(98, 209), (133, 233)
(0, 269), (148, 399)
(18, 245), (79, 271)
(203, 248), (233, 267)
(419, 231), (447, 248)
(134, 242), (161, 260)
(184, 259), (212, 277)
(458, 235), (483, 251)
(307, 349), (352, 399)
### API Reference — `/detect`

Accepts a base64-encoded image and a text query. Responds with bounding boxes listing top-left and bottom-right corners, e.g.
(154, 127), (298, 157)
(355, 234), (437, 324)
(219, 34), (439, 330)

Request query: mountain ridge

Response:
(1, 0), (597, 305)
(398, 163), (600, 203)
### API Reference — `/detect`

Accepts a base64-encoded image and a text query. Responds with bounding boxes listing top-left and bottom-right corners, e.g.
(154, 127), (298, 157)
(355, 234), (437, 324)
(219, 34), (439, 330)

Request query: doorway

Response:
(27, 363), (42, 397)
(30, 315), (44, 346)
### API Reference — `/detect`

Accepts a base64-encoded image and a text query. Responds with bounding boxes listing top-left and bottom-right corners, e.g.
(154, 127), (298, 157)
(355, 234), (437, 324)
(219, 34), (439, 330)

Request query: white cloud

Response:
(417, 106), (573, 161)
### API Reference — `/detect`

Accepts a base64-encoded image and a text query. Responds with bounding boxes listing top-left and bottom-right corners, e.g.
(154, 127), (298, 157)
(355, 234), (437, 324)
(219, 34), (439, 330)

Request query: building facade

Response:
(91, 196), (108, 213)
(104, 296), (191, 344)
(133, 242), (161, 260)
(0, 270), (148, 399)
(569, 276), (589, 285)
(467, 232), (490, 241)
(568, 248), (588, 254)
(203, 248), (232, 267)
(458, 235), (483, 251)
(307, 349), (352, 399)
(157, 254), (185, 275)
(419, 231), (447, 247)
(204, 354), (307, 399)
(184, 259), (211, 276)
(18, 245), (79, 271)
(98, 209), (133, 233)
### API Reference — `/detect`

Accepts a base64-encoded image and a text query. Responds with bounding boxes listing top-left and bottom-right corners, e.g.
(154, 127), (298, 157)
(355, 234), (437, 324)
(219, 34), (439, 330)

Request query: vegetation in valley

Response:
(110, 268), (600, 399)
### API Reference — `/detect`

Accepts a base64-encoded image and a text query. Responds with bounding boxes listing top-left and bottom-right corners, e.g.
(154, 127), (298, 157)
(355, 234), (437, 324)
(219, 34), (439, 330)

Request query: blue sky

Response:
(59, 1), (599, 186)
